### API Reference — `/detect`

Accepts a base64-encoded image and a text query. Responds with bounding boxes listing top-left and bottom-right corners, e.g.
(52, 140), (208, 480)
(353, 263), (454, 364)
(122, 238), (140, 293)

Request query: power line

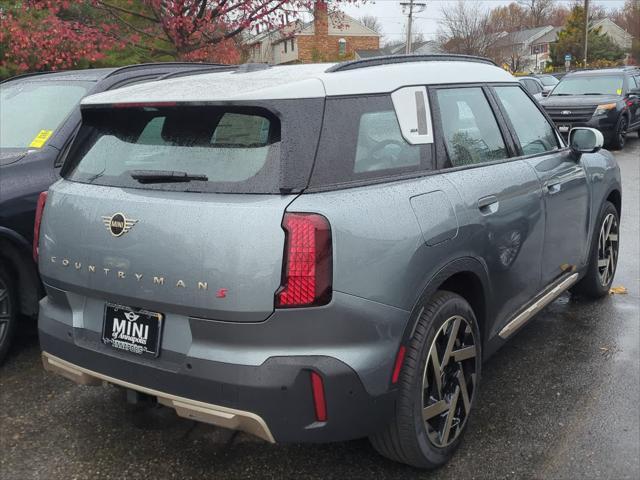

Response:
(400, 0), (427, 53)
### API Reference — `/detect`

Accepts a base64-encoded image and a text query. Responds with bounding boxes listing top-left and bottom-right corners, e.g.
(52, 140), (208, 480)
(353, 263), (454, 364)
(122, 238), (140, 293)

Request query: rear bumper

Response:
(42, 351), (275, 442)
(39, 288), (405, 442)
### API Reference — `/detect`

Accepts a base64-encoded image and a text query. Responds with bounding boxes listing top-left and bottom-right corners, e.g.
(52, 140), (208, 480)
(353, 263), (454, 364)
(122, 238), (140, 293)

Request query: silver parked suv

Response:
(36, 56), (621, 468)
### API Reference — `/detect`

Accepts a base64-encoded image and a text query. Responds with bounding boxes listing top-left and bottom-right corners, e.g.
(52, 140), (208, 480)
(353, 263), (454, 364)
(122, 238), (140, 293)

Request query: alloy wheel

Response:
(422, 315), (478, 448)
(617, 119), (627, 148)
(0, 276), (12, 347)
(597, 213), (619, 287)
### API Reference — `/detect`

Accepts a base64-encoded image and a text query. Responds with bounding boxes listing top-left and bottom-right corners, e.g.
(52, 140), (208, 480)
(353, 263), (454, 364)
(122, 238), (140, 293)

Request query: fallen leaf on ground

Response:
(609, 286), (628, 295)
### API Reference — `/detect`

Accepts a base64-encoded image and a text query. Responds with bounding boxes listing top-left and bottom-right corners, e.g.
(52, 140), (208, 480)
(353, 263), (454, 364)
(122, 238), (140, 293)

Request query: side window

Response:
(532, 80), (543, 94)
(435, 87), (509, 167)
(354, 110), (420, 173)
(309, 95), (430, 188)
(521, 79), (534, 94)
(493, 86), (559, 156)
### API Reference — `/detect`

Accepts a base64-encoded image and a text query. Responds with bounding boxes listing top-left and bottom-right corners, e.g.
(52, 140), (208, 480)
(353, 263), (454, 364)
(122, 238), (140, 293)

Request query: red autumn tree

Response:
(94, 0), (354, 63)
(0, 1), (123, 77)
(0, 0), (357, 77)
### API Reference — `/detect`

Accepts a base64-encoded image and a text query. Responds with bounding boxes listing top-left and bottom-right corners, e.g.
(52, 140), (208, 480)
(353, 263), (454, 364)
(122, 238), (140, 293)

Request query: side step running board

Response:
(499, 272), (579, 339)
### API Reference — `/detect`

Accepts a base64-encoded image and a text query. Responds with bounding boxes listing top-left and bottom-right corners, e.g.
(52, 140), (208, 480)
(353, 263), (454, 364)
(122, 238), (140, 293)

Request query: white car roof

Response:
(82, 60), (517, 105)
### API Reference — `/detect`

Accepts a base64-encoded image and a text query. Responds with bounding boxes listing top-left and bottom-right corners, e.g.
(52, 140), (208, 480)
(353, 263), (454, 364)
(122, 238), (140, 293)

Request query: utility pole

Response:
(583, 0), (589, 66)
(400, 0), (426, 54)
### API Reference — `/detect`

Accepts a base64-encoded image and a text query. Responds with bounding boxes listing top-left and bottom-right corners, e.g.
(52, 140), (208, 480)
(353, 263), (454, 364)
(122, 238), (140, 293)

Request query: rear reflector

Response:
(310, 371), (327, 422)
(276, 213), (332, 308)
(33, 191), (48, 262)
(391, 346), (406, 384)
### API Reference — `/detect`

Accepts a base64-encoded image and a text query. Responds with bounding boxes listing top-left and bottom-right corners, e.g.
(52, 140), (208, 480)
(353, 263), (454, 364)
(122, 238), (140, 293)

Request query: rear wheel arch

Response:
(606, 188), (621, 218)
(403, 258), (491, 349)
(437, 271), (487, 343)
(0, 232), (42, 317)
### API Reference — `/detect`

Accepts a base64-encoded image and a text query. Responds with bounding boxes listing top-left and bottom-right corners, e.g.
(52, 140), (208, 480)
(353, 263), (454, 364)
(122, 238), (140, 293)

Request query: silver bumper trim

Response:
(41, 351), (275, 443)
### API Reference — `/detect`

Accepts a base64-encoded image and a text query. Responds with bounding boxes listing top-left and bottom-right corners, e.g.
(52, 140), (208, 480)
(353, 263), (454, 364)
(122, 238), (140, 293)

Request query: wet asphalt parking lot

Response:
(1, 138), (638, 480)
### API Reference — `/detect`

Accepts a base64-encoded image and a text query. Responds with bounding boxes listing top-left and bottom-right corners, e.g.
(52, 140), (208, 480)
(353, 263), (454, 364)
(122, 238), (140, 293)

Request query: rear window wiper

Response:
(129, 170), (208, 184)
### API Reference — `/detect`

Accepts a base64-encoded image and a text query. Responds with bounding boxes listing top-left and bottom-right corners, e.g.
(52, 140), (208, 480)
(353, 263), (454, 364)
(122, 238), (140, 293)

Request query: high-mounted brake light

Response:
(33, 191), (48, 262)
(276, 213), (332, 308)
(111, 101), (177, 108)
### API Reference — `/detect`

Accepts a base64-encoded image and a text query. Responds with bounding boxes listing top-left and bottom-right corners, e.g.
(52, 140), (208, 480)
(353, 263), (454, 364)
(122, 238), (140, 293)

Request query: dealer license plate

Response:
(102, 303), (163, 358)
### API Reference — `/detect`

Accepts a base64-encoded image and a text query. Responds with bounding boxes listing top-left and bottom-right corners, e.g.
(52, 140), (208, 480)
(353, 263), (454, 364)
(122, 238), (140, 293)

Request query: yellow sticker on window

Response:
(616, 88), (622, 95)
(29, 130), (53, 148)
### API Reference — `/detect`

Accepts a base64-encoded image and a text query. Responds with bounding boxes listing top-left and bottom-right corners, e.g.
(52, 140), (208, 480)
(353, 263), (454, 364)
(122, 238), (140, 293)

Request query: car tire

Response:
(370, 291), (481, 469)
(609, 116), (628, 150)
(0, 262), (18, 365)
(571, 201), (619, 298)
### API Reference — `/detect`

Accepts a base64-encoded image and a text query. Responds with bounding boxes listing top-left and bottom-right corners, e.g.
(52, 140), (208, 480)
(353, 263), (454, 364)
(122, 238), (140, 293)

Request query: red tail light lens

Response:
(276, 213), (332, 308)
(33, 191), (48, 261)
(310, 371), (327, 422)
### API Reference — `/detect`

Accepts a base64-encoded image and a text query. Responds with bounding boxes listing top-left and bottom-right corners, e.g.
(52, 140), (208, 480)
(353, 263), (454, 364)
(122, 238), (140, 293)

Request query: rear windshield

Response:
(0, 79), (92, 148)
(65, 106), (283, 193)
(550, 75), (624, 96)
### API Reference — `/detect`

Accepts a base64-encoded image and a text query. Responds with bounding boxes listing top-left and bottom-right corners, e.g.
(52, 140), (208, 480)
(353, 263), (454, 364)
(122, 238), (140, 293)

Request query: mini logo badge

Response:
(124, 311), (140, 322)
(561, 110), (572, 115)
(102, 213), (138, 237)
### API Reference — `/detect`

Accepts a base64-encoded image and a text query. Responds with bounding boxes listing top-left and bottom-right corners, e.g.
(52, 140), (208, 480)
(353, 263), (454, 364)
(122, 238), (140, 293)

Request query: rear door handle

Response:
(477, 195), (499, 215)
(545, 181), (562, 195)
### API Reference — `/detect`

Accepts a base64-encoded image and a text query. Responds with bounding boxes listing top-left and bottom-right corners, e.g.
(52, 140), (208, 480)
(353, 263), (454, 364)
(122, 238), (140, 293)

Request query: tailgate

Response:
(39, 180), (294, 322)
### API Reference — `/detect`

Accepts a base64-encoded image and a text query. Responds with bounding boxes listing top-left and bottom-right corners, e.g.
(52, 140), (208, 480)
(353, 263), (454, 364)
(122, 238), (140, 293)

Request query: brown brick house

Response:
(245, 1), (380, 64)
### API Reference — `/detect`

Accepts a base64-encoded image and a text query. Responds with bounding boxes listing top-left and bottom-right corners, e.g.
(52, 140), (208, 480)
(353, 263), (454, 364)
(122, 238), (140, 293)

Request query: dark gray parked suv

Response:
(540, 67), (640, 150)
(35, 56), (621, 468)
(0, 63), (225, 363)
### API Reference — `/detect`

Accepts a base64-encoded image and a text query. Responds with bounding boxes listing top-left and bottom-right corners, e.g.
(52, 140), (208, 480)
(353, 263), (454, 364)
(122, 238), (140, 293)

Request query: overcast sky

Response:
(332, 0), (627, 44)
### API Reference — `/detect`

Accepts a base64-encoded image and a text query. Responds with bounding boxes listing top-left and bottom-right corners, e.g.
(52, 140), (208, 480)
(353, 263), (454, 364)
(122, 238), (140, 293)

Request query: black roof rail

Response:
(158, 65), (240, 80)
(104, 61), (230, 79)
(326, 54), (498, 73)
(0, 62), (230, 85)
(0, 70), (64, 84)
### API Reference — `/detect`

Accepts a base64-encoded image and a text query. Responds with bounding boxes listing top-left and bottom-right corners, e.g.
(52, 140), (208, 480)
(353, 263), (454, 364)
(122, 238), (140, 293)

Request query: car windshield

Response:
(538, 76), (559, 86)
(550, 75), (624, 96)
(0, 79), (92, 149)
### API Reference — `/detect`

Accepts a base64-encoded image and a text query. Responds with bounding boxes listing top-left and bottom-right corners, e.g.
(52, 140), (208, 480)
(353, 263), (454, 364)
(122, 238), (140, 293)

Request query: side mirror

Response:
(569, 127), (604, 154)
(628, 88), (640, 98)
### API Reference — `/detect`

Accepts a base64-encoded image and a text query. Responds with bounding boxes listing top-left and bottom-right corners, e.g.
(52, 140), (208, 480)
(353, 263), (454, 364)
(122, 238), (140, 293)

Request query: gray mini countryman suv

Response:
(36, 56), (621, 469)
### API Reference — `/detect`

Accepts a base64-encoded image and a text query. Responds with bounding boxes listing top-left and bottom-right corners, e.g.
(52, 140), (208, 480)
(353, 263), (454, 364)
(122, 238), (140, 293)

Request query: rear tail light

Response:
(276, 213), (332, 308)
(33, 191), (48, 262)
(310, 371), (327, 422)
